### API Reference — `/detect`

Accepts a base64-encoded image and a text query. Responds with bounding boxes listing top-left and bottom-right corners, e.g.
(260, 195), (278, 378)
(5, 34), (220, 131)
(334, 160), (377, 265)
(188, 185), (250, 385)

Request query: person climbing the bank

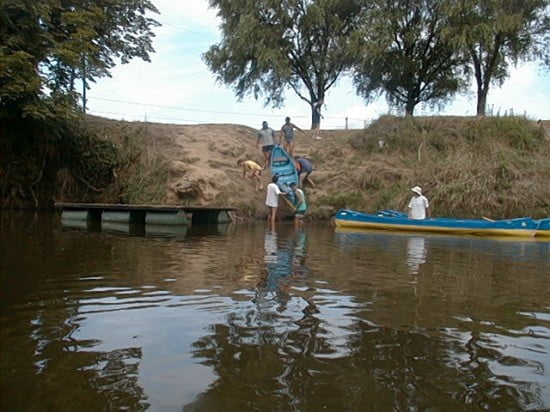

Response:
(279, 116), (303, 156)
(408, 186), (430, 220)
(237, 159), (263, 191)
(265, 174), (288, 231)
(289, 182), (307, 228)
(295, 156), (315, 188)
(256, 120), (275, 169)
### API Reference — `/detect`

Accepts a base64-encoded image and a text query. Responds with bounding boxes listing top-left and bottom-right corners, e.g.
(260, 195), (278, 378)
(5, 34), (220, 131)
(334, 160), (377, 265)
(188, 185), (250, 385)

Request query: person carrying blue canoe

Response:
(289, 182), (307, 228)
(265, 174), (288, 230)
(295, 157), (315, 188)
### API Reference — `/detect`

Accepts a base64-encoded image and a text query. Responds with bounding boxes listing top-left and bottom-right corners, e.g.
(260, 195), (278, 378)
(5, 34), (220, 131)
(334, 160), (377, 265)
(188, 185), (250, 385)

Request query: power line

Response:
(88, 109), (211, 124)
(88, 96), (365, 121)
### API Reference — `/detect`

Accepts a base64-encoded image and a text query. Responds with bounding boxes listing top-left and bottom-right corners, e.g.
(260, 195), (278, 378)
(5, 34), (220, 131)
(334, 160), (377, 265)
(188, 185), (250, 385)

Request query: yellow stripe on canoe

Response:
(334, 219), (537, 238)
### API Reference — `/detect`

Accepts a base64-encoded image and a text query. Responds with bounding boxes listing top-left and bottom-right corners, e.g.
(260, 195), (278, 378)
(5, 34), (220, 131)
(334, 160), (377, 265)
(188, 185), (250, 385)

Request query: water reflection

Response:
(406, 237), (427, 274)
(145, 224), (188, 238)
(60, 216), (233, 239)
(2, 213), (549, 410)
(334, 227), (550, 266)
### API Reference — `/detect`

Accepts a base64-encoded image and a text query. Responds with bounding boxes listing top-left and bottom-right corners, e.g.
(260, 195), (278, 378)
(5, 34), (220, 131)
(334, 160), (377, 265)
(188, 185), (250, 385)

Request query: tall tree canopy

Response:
(353, 0), (466, 116)
(204, 0), (363, 128)
(446, 0), (549, 115)
(0, 0), (160, 207)
(0, 0), (160, 121)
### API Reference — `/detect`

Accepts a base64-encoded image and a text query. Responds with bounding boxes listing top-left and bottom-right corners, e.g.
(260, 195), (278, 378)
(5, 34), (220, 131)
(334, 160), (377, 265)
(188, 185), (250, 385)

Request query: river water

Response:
(1, 212), (549, 411)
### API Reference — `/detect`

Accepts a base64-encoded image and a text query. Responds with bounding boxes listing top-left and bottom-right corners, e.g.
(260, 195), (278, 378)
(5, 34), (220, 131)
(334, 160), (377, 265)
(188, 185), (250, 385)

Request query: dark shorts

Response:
(284, 137), (294, 143)
(297, 159), (313, 174)
(262, 145), (274, 153)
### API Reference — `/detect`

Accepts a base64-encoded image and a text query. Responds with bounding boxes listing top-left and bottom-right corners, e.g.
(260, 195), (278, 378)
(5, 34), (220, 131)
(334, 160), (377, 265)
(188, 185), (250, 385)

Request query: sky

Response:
(86, 0), (550, 130)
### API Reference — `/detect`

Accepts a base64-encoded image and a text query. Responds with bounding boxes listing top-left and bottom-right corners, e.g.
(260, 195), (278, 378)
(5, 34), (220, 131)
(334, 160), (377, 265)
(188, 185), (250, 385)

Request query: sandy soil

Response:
(162, 122), (360, 218)
(89, 117), (364, 219)
(85, 115), (549, 221)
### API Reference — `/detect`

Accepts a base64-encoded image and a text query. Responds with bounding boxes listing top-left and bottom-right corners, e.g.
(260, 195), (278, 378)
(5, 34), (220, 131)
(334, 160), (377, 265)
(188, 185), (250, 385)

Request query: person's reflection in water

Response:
(254, 228), (317, 314)
(292, 229), (308, 279)
(406, 236), (427, 275)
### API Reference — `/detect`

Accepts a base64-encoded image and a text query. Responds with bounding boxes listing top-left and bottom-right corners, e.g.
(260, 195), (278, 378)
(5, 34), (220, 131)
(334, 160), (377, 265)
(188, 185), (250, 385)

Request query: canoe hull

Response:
(335, 209), (540, 238)
(270, 145), (299, 205)
(535, 218), (550, 237)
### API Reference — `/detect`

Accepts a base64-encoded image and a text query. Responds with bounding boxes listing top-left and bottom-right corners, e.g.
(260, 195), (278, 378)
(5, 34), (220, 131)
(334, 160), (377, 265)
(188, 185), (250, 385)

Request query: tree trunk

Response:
(311, 105), (321, 129)
(310, 94), (324, 129)
(405, 99), (416, 116)
(476, 86), (487, 116)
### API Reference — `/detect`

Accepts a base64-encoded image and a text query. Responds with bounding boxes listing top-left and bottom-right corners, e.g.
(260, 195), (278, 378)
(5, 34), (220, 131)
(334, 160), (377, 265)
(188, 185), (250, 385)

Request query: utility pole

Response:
(82, 57), (87, 113)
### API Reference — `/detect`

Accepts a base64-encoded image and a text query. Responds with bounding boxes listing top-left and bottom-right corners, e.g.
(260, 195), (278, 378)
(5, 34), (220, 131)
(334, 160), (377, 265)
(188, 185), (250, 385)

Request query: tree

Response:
(353, 0), (467, 116)
(446, 0), (549, 116)
(0, 0), (159, 207)
(0, 0), (160, 120)
(203, 0), (363, 128)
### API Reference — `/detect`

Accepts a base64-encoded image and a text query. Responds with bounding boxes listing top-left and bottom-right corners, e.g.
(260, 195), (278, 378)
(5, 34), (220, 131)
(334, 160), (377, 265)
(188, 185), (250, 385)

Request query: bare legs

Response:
(300, 173), (315, 188)
(254, 171), (263, 191)
(268, 206), (278, 231)
(247, 170), (263, 190)
(311, 125), (322, 140)
(262, 150), (271, 169)
(283, 140), (295, 156)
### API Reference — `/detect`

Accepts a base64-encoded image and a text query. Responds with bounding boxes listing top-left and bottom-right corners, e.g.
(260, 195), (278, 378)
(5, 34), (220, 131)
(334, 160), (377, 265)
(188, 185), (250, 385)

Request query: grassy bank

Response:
(93, 114), (548, 220)
(3, 114), (548, 220)
(314, 115), (550, 219)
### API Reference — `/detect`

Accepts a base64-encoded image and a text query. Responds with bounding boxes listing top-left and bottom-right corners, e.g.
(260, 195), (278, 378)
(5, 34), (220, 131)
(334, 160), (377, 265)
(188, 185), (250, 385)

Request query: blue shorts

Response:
(262, 145), (274, 153)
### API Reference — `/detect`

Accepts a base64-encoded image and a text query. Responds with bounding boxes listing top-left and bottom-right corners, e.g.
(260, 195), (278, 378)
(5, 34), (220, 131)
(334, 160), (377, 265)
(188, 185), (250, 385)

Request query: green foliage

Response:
(462, 115), (542, 150)
(444, 0), (549, 115)
(66, 132), (120, 188)
(1, 110), (121, 207)
(353, 0), (467, 115)
(204, 0), (363, 127)
(0, 0), (160, 207)
(0, 0), (159, 119)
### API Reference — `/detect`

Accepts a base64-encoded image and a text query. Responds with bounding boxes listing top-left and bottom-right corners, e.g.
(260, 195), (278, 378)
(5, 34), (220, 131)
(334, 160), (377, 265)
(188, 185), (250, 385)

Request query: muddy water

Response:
(1, 212), (549, 410)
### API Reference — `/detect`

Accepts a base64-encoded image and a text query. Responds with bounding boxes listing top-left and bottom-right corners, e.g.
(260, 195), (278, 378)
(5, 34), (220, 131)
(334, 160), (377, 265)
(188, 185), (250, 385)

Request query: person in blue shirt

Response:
(295, 157), (315, 188)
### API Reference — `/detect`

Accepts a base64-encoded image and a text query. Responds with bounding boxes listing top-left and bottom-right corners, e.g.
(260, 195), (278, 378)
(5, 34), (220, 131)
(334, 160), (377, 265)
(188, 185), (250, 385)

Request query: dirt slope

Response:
(86, 116), (365, 219)
(84, 115), (550, 220)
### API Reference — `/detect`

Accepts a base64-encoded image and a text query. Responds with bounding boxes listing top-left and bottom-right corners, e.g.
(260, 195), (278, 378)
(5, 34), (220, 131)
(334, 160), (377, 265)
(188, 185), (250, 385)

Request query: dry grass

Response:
(83, 114), (549, 220)
(346, 115), (549, 218)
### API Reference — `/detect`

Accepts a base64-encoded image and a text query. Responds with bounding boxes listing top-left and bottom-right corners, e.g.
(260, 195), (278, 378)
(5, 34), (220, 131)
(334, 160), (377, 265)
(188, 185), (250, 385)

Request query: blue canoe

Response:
(334, 209), (545, 238)
(535, 218), (550, 238)
(270, 145), (299, 205)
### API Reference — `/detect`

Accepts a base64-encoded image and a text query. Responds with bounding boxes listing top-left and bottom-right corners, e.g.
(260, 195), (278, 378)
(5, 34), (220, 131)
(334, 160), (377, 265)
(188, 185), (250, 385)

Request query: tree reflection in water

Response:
(3, 214), (548, 410)
(185, 228), (546, 410)
(0, 213), (149, 411)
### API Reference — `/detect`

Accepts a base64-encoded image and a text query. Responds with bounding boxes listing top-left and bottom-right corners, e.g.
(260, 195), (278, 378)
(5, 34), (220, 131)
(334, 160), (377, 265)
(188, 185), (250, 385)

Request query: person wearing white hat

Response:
(408, 186), (430, 220)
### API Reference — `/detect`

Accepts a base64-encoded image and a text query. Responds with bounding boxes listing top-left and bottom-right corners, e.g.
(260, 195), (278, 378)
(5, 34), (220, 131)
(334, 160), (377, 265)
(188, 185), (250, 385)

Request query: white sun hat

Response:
(411, 186), (422, 195)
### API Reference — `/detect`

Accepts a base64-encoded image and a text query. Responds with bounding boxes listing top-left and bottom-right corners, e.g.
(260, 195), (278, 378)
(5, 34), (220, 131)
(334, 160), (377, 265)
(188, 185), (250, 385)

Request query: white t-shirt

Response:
(265, 183), (282, 207)
(408, 195), (429, 219)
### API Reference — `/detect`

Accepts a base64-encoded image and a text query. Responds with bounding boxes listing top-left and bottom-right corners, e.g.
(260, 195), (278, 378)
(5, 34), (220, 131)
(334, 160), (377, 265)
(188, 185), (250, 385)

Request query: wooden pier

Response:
(55, 203), (236, 225)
